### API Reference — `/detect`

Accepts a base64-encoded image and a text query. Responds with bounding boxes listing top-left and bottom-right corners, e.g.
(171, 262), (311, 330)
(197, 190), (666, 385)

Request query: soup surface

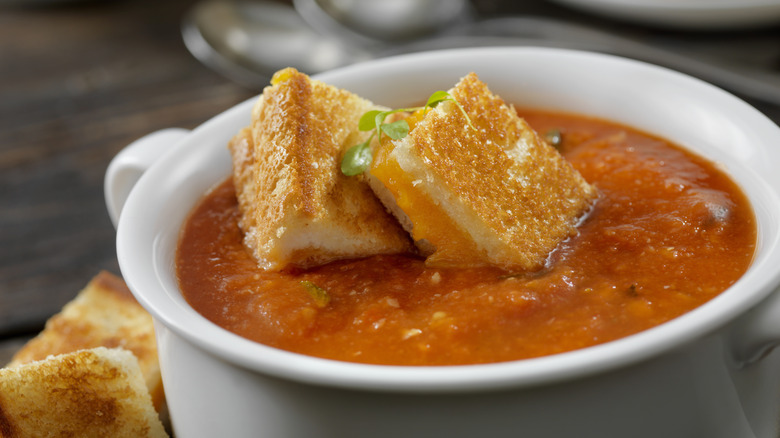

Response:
(177, 110), (756, 366)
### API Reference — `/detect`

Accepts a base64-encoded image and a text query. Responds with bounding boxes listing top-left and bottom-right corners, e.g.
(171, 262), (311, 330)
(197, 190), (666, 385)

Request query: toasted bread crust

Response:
(8, 272), (164, 414)
(373, 73), (598, 271)
(0, 347), (168, 438)
(229, 68), (413, 270)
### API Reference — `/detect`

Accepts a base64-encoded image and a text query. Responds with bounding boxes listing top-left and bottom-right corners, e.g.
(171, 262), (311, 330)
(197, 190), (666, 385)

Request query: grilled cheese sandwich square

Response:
(368, 73), (598, 271)
(8, 271), (164, 416)
(0, 347), (168, 438)
(229, 68), (413, 271)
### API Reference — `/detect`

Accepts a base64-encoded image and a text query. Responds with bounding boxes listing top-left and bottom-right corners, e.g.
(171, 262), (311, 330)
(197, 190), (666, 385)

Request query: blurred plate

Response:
(547, 0), (780, 29)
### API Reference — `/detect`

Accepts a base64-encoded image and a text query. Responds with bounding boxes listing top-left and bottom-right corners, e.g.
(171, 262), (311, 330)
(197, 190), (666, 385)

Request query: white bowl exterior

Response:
(114, 47), (780, 435)
(156, 320), (780, 437)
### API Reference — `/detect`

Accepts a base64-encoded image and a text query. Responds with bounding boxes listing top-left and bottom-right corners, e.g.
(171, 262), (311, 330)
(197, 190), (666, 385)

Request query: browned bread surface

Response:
(229, 67), (413, 271)
(0, 347), (168, 438)
(8, 271), (164, 414)
(370, 73), (598, 271)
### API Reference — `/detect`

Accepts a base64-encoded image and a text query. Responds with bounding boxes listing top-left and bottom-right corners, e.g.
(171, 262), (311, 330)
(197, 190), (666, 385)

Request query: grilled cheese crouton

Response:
(0, 347), (168, 438)
(368, 73), (598, 271)
(8, 272), (164, 416)
(229, 67), (413, 271)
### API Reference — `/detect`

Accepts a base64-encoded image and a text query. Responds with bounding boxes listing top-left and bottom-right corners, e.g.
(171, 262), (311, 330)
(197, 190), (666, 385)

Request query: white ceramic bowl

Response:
(106, 47), (780, 437)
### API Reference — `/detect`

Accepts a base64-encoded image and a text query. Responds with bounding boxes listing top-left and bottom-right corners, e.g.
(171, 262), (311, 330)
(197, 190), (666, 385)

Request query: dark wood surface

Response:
(0, 0), (256, 348)
(1, 0), (779, 365)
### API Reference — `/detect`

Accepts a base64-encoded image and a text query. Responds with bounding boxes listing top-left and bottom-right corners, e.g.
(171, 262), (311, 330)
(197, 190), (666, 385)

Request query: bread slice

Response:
(0, 347), (168, 438)
(368, 73), (598, 271)
(8, 271), (164, 416)
(229, 67), (413, 271)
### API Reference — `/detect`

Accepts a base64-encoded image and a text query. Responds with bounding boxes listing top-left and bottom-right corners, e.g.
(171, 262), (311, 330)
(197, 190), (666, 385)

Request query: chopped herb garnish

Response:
(498, 267), (551, 281)
(341, 91), (475, 176)
(300, 280), (331, 308)
(340, 139), (373, 176)
(545, 128), (562, 149)
(380, 119), (410, 140)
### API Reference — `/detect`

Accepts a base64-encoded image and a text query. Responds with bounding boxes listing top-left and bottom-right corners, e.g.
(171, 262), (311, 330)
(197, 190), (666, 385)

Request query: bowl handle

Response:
(104, 128), (190, 228)
(729, 284), (780, 367)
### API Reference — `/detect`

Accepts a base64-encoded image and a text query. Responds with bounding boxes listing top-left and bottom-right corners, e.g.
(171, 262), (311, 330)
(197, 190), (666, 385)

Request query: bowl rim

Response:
(116, 46), (780, 393)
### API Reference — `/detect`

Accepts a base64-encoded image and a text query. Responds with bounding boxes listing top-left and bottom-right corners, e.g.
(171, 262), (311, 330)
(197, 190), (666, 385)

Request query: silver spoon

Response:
(182, 0), (780, 106)
(181, 0), (474, 88)
(181, 0), (373, 88)
(292, 0), (473, 45)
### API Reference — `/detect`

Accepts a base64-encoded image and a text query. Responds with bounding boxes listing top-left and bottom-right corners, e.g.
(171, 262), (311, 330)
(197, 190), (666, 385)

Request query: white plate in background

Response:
(548, 0), (780, 29)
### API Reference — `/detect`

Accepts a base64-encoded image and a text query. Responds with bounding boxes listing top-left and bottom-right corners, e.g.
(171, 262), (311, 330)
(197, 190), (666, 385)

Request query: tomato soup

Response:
(176, 110), (756, 366)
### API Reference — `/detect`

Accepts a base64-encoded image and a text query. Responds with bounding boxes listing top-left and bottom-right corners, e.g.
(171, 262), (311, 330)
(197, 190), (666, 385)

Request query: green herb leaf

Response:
(374, 111), (390, 136)
(424, 90), (476, 132)
(426, 90), (452, 107)
(300, 280), (331, 308)
(341, 138), (373, 176)
(545, 128), (562, 149)
(341, 90), (476, 176)
(359, 110), (383, 131)
(380, 119), (409, 140)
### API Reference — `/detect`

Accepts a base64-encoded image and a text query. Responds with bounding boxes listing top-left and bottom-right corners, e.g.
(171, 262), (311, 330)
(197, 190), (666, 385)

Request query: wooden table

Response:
(1, 0), (779, 364)
(0, 0), (256, 357)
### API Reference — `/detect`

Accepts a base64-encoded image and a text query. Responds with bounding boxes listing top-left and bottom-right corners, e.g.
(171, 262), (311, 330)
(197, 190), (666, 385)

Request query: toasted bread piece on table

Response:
(229, 67), (413, 271)
(8, 271), (164, 415)
(368, 73), (598, 271)
(0, 347), (168, 438)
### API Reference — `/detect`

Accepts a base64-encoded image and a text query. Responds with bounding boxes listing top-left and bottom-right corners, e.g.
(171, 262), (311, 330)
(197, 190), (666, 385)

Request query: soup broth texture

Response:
(176, 109), (756, 366)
